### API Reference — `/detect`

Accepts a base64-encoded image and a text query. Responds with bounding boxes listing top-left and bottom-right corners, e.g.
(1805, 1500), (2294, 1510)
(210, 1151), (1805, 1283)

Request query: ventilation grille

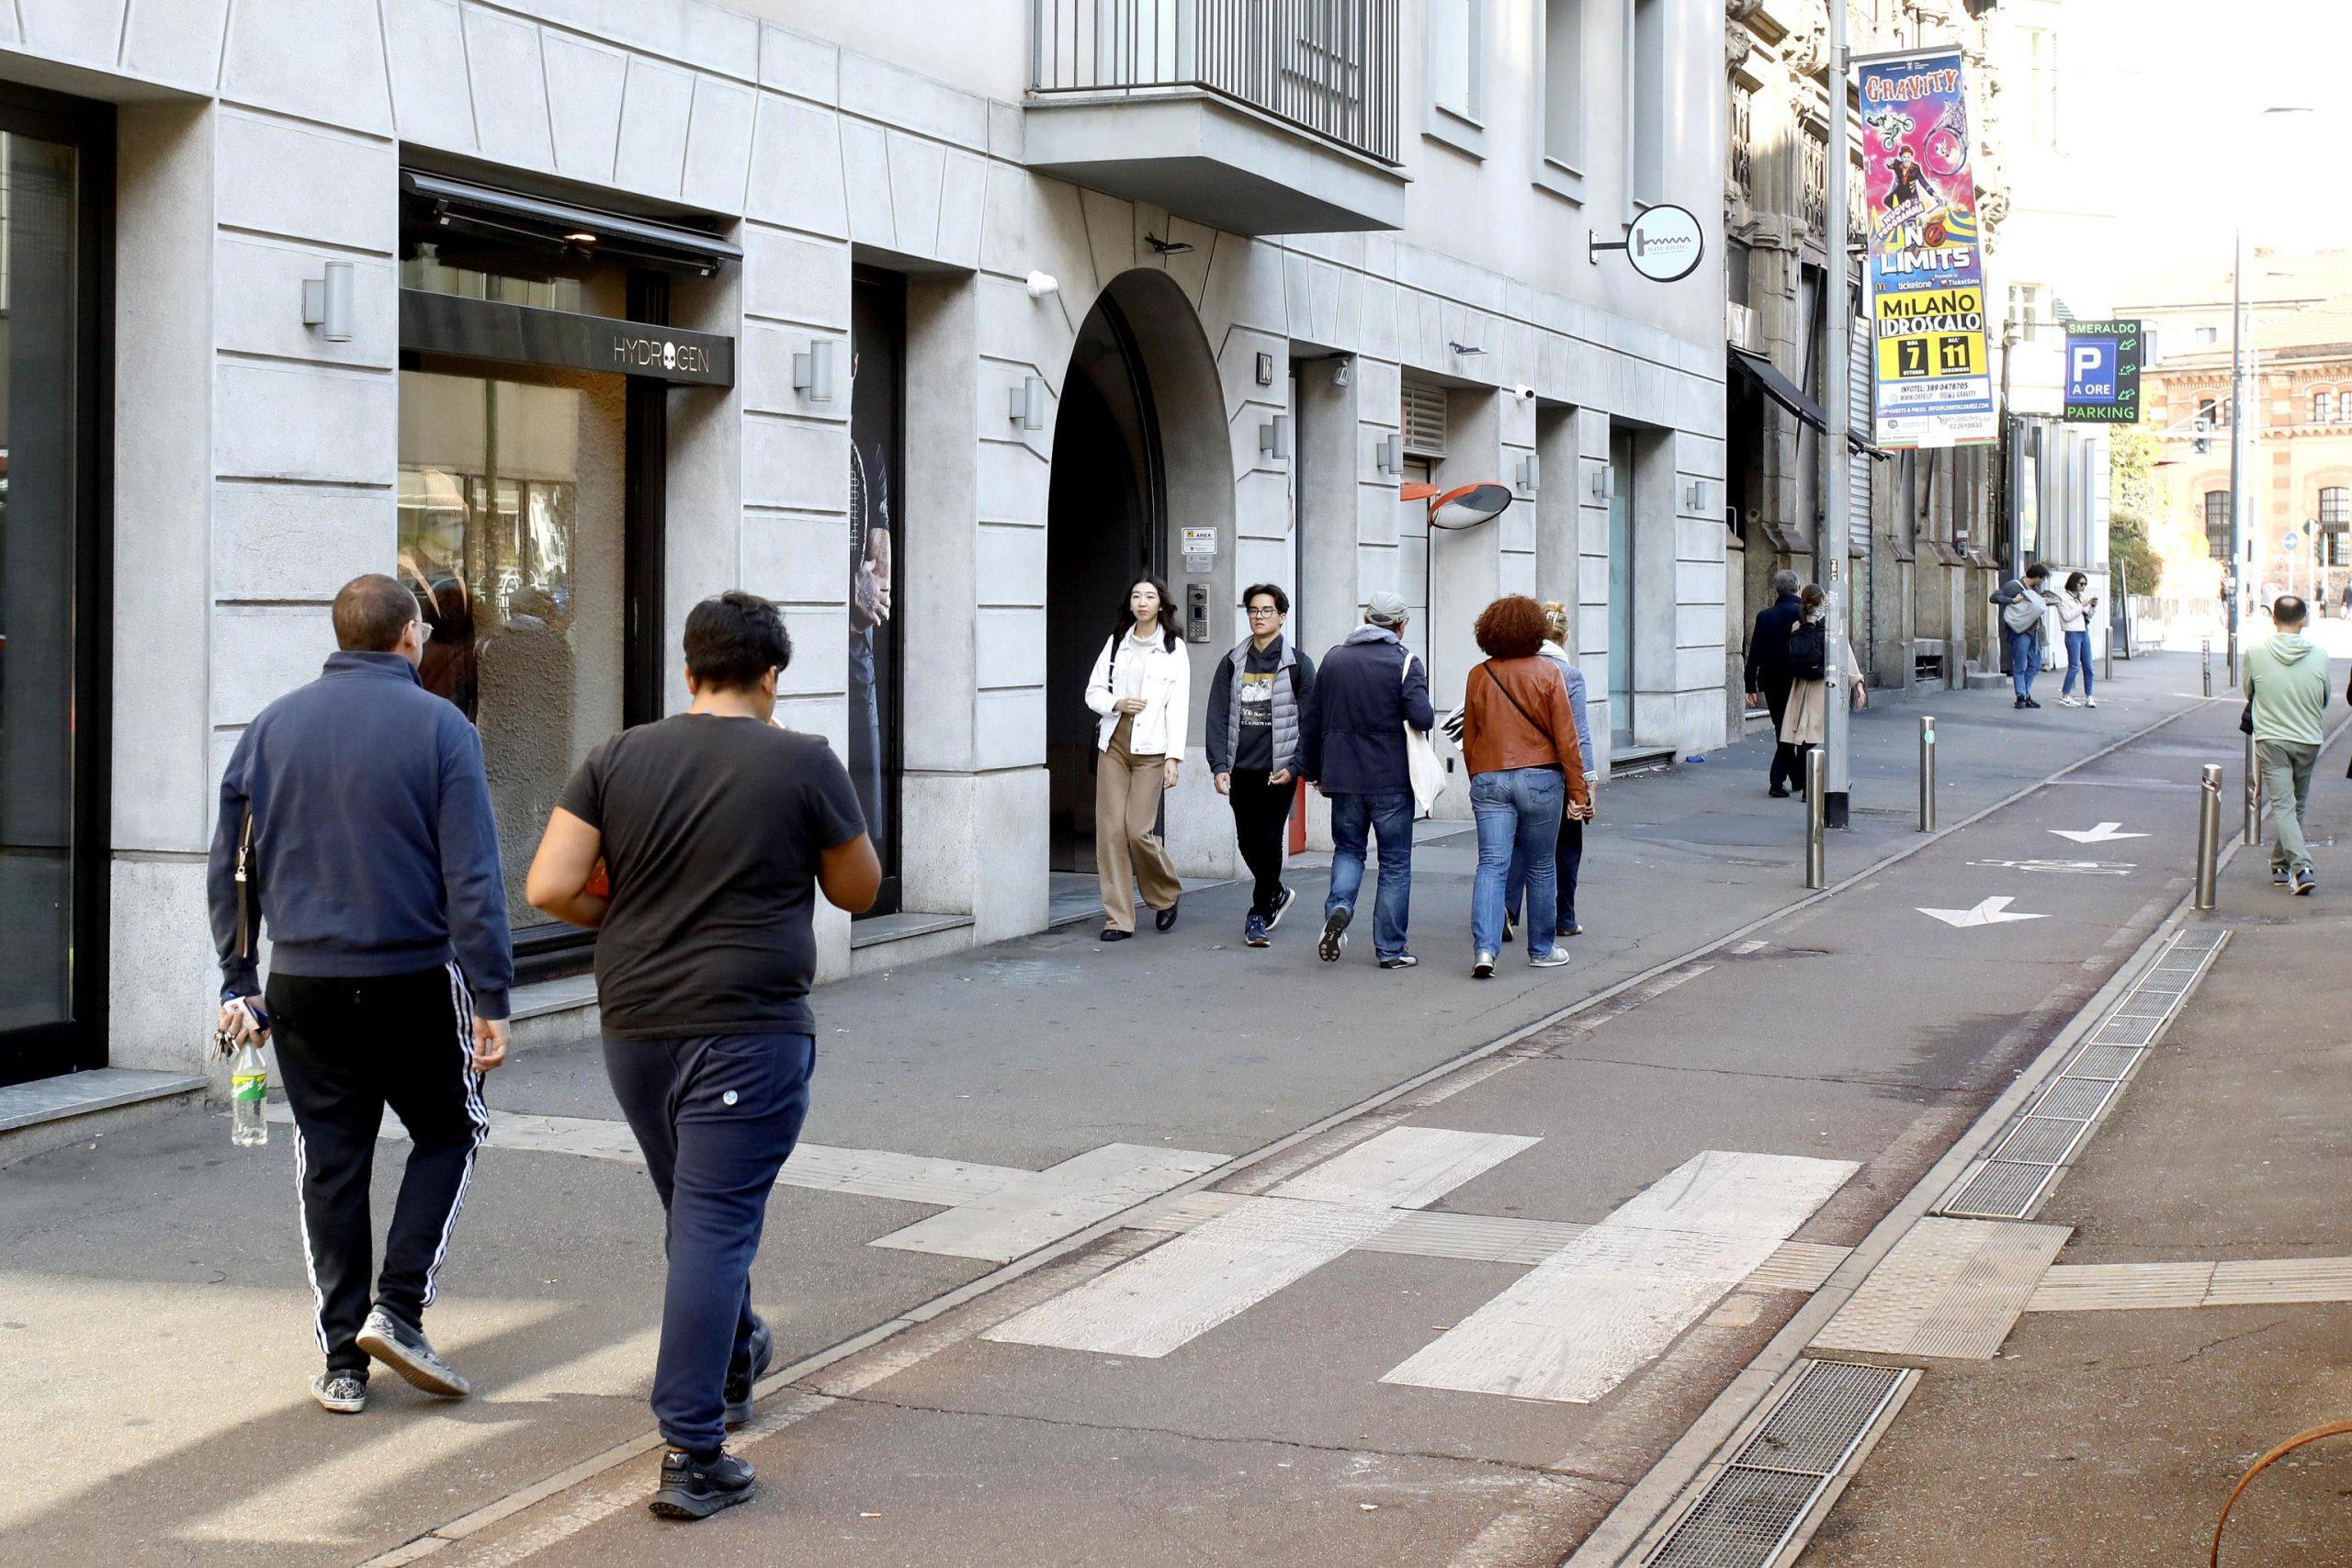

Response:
(1400, 378), (1448, 457)
(1646, 1359), (1907, 1568)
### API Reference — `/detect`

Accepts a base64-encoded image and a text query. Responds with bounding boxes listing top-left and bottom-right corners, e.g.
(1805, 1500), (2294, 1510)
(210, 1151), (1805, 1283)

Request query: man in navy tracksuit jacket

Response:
(209, 573), (514, 1416)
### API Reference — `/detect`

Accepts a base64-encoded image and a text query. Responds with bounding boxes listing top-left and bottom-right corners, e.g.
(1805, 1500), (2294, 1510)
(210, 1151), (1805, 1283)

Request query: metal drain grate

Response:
(1940, 1158), (2054, 1219)
(1647, 1359), (1906, 1568)
(2030, 1077), (2117, 1122)
(2064, 1043), (2142, 1080)
(2092, 1015), (2163, 1047)
(1990, 1115), (2089, 1166)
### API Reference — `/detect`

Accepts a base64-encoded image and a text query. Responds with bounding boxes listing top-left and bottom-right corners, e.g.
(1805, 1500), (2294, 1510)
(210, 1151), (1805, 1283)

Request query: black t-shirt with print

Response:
(557, 714), (865, 1039)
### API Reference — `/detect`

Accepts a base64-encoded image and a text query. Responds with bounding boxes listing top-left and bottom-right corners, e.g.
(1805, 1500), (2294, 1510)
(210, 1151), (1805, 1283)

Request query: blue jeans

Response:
(2009, 629), (2041, 700)
(1472, 767), (1566, 957)
(2062, 629), (2093, 696)
(1507, 814), (1584, 932)
(605, 1031), (817, 1455)
(1325, 791), (1415, 959)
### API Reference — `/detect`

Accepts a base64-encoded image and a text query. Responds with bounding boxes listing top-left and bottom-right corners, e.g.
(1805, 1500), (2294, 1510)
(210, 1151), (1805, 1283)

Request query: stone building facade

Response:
(0, 0), (1736, 1089)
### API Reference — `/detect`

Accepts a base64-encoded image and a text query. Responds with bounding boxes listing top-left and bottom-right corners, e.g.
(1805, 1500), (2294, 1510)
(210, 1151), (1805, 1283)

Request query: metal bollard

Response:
(1918, 716), (1937, 833)
(1804, 748), (1826, 889)
(2244, 730), (2261, 846)
(2195, 763), (2222, 910)
(2202, 638), (2212, 698)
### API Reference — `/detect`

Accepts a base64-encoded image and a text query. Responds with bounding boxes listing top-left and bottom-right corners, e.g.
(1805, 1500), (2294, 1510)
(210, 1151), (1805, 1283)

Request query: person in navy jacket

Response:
(1299, 591), (1435, 968)
(209, 572), (513, 1416)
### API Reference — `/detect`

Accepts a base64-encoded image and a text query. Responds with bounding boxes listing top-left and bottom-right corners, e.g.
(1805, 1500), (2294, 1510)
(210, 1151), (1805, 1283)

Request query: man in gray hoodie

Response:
(2245, 595), (2331, 895)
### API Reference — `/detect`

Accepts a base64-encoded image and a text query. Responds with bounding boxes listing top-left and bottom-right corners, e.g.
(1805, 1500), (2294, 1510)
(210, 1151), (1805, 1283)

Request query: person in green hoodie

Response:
(2245, 595), (2331, 895)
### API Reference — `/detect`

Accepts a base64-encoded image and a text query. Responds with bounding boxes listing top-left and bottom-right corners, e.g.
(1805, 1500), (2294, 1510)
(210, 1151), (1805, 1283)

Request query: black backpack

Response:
(1786, 620), (1827, 682)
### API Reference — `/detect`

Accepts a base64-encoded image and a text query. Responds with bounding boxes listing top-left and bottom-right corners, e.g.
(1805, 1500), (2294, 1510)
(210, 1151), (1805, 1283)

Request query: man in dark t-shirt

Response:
(526, 591), (878, 1521)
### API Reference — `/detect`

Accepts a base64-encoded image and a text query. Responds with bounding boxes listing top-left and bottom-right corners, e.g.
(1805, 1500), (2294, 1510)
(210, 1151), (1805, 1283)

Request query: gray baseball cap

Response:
(1363, 591), (1409, 626)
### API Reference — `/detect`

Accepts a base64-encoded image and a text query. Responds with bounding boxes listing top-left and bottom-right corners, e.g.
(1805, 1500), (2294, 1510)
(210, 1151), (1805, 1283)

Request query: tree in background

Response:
(2107, 428), (2169, 600)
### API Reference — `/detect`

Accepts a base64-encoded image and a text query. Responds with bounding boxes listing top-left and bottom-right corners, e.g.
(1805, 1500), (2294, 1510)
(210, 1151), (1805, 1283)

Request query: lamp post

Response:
(1820, 0), (1853, 831)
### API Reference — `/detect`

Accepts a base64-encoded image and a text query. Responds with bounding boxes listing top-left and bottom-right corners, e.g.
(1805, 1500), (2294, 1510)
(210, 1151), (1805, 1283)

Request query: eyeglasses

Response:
(413, 618), (434, 643)
(1245, 604), (1283, 619)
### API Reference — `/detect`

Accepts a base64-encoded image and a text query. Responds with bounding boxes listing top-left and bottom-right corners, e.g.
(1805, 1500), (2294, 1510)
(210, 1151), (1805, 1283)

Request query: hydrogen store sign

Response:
(1859, 47), (1995, 449)
(2063, 321), (2143, 424)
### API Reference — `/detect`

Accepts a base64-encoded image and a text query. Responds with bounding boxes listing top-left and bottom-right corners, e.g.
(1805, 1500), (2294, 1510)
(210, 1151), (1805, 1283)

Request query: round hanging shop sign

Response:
(1619, 204), (1705, 284)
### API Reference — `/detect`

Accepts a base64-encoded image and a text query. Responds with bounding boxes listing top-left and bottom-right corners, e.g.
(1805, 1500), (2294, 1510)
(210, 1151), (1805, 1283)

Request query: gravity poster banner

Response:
(1859, 48), (1996, 450)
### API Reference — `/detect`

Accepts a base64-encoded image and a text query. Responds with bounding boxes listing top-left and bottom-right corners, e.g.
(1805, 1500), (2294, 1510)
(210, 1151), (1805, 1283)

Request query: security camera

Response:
(1025, 271), (1059, 299)
(1510, 383), (1536, 400)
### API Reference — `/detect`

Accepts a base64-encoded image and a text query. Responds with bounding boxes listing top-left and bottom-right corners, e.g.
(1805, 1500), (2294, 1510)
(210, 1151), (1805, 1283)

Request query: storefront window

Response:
(850, 269), (905, 914)
(398, 367), (627, 930)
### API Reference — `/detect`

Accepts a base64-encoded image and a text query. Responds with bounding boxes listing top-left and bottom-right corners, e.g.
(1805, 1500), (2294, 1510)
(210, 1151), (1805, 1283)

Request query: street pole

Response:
(1821, 4), (1853, 831)
(2194, 764), (2222, 911)
(2229, 224), (2248, 686)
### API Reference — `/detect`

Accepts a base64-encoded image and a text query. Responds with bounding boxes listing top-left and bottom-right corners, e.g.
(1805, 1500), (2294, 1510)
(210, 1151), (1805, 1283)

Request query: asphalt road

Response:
(0, 650), (2260, 1567)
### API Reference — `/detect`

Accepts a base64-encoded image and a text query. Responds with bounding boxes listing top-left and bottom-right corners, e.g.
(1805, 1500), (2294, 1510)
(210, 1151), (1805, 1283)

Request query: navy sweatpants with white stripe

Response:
(267, 964), (488, 1377)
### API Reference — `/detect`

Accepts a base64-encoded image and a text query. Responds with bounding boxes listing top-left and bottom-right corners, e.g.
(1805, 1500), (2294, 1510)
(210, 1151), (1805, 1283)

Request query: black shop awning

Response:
(1728, 346), (1881, 456)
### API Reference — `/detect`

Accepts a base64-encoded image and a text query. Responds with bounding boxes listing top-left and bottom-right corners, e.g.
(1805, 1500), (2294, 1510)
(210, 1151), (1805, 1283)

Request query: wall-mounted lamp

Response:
(1010, 375), (1046, 431)
(301, 258), (355, 344)
(1333, 355), (1353, 389)
(1024, 270), (1060, 299)
(1685, 479), (1713, 513)
(1517, 453), (1541, 494)
(791, 339), (837, 402)
(1376, 432), (1402, 478)
(1260, 413), (1292, 461)
(1255, 351), (1275, 387)
(1589, 464), (1615, 502)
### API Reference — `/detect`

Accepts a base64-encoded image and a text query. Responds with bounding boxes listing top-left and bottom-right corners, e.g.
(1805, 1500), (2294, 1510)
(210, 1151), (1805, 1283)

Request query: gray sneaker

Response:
(1530, 947), (1572, 968)
(1472, 952), (1497, 979)
(310, 1371), (367, 1414)
(2292, 867), (2317, 897)
(356, 1305), (469, 1397)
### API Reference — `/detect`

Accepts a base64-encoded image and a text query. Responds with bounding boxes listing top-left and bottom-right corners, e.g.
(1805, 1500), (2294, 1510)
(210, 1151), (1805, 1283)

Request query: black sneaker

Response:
(310, 1371), (367, 1414)
(2023, 698), (2042, 709)
(650, 1447), (757, 1520)
(724, 1315), (774, 1428)
(356, 1305), (469, 1397)
(2293, 868), (2317, 897)
(1378, 953), (1419, 970)
(1266, 886), (1296, 931)
(1501, 915), (1515, 945)
(1317, 906), (1351, 962)
(1769, 784), (1792, 798)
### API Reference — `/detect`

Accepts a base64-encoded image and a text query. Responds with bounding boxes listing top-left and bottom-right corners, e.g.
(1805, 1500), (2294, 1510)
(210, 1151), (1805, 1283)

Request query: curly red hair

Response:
(1474, 594), (1549, 660)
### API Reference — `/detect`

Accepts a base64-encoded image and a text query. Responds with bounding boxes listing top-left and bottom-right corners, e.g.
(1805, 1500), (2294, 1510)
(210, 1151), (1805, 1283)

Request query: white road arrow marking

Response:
(1917, 896), (2049, 928)
(2049, 821), (2147, 844)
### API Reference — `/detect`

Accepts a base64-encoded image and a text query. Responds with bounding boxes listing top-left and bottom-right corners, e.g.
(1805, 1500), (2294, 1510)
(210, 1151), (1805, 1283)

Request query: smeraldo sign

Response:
(1594, 205), (1706, 285)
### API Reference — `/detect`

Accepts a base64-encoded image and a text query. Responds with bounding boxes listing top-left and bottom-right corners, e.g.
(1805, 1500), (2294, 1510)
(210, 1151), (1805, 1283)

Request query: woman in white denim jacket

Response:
(1083, 578), (1192, 940)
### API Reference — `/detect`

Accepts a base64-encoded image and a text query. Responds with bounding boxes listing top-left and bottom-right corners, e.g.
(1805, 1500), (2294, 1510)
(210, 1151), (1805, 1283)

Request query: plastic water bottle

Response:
(232, 1038), (269, 1147)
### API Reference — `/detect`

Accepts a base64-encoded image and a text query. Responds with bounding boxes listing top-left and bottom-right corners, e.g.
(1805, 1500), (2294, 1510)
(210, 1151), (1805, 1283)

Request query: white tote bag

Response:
(1402, 655), (1445, 816)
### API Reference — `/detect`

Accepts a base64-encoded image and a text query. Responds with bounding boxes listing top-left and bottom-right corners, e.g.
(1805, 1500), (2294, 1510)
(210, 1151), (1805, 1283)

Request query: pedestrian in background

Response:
(1744, 568), (1805, 796)
(1459, 595), (1589, 978)
(1781, 584), (1865, 795)
(1301, 591), (1433, 968)
(1504, 600), (1595, 942)
(1205, 583), (1317, 948)
(2243, 593), (2330, 896)
(2056, 570), (2099, 708)
(209, 573), (512, 1417)
(1082, 578), (1190, 942)
(526, 591), (879, 1519)
(1992, 562), (2052, 709)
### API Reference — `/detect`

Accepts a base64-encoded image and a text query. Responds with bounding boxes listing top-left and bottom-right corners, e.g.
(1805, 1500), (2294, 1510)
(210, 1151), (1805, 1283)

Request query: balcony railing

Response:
(1032, 0), (1400, 165)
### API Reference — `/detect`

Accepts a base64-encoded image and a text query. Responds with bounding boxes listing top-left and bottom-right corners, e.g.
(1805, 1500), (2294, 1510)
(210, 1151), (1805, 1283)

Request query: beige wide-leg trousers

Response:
(1096, 715), (1183, 931)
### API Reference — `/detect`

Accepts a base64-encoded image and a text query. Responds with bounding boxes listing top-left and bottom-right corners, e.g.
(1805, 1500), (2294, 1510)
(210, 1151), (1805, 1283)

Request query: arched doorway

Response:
(1045, 270), (1235, 877)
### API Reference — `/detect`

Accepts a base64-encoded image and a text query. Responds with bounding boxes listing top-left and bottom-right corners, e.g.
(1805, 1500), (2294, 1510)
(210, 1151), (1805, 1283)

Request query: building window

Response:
(2319, 390), (2337, 424)
(1728, 76), (1753, 203)
(1427, 0), (1483, 126)
(2024, 28), (2059, 148)
(2196, 325), (2219, 346)
(2205, 491), (2232, 560)
(1627, 0), (1667, 206)
(2325, 488), (2352, 567)
(2196, 395), (2219, 428)
(2008, 284), (2041, 344)
(1541, 0), (1585, 173)
(1801, 130), (1826, 235)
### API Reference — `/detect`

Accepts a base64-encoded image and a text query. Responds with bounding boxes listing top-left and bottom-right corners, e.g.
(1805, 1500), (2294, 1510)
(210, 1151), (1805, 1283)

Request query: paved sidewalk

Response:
(0, 656), (2216, 1566)
(1800, 734), (2352, 1567)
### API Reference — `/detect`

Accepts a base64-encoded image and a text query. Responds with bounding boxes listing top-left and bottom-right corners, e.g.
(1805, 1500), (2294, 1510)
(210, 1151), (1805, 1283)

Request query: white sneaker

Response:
(1530, 948), (1571, 969)
(2057, 694), (2080, 707)
(2086, 696), (2098, 708)
(1472, 952), (1497, 979)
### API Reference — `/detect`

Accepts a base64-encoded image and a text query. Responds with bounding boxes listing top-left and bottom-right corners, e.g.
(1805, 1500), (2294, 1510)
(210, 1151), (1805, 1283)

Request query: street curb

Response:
(1567, 700), (2352, 1568)
(357, 686), (2226, 1567)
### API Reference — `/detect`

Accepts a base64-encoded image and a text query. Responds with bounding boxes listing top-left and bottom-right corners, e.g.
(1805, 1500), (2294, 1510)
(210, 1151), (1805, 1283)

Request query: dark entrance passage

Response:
(1046, 294), (1163, 874)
